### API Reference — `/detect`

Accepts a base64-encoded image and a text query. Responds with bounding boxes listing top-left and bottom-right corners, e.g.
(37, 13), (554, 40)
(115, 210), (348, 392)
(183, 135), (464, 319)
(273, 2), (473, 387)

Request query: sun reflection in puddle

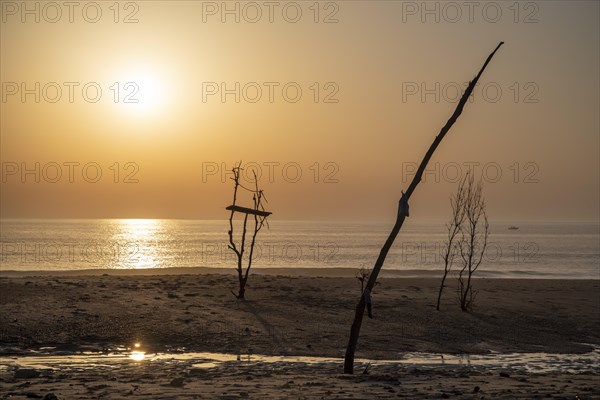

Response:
(129, 342), (146, 362)
(2, 346), (598, 374)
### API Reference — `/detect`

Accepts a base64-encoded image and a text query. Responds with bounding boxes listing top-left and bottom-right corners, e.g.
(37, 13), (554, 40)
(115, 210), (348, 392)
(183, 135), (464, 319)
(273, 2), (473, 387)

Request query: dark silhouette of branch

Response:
(228, 165), (242, 259)
(436, 176), (467, 311)
(343, 42), (504, 374)
(244, 171), (268, 285)
(457, 173), (489, 311)
(227, 162), (271, 299)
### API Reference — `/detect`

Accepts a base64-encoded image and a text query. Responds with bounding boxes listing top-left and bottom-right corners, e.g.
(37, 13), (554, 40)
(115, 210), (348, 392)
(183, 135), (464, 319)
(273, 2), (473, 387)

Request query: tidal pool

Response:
(1, 345), (598, 375)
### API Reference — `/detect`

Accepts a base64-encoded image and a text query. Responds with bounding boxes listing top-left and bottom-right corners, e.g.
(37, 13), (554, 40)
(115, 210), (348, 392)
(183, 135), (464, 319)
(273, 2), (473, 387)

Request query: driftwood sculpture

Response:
(343, 42), (504, 374)
(227, 163), (271, 299)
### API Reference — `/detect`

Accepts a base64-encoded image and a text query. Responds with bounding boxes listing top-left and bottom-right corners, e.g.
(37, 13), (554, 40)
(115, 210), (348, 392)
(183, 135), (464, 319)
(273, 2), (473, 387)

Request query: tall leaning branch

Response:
(343, 42), (504, 374)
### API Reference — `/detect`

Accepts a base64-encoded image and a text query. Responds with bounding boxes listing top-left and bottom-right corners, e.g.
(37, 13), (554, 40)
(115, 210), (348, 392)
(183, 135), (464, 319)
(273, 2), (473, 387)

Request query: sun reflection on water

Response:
(129, 342), (146, 361)
(111, 219), (165, 269)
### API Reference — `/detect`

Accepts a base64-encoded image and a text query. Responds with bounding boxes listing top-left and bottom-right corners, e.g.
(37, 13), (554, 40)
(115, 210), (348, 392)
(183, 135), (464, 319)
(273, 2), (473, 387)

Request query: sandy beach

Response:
(1, 270), (599, 398)
(3, 0), (599, 397)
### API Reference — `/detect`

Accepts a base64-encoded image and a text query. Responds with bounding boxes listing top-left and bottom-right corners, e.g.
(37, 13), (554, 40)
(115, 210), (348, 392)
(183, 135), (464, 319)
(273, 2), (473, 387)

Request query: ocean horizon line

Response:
(1, 217), (599, 225)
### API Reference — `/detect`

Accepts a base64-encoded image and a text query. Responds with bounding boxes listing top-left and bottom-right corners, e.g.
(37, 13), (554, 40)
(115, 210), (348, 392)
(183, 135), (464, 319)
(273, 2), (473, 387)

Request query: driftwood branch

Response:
(227, 163), (271, 299)
(343, 42), (504, 374)
(228, 165), (241, 259)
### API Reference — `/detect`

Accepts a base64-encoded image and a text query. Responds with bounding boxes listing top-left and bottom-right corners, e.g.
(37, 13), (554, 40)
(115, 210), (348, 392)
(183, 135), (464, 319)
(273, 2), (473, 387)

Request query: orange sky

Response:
(1, 1), (598, 221)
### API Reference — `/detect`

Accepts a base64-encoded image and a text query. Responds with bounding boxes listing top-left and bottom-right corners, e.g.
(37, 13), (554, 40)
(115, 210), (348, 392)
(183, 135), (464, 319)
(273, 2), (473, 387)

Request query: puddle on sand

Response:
(1, 346), (599, 375)
(391, 348), (600, 374)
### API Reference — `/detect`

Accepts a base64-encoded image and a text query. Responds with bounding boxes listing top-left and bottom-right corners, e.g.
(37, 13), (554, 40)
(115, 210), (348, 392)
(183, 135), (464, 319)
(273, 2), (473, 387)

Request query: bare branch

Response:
(344, 42), (503, 373)
(227, 163), (271, 299)
(456, 172), (489, 311)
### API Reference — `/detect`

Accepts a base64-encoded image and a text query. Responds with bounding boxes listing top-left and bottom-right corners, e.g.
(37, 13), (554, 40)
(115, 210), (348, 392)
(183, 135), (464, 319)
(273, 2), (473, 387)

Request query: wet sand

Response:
(1, 271), (599, 398)
(2, 354), (599, 399)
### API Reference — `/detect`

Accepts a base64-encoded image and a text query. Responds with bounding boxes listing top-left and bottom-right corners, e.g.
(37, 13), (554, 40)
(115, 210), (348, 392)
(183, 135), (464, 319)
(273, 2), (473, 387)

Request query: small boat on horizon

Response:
(508, 226), (519, 230)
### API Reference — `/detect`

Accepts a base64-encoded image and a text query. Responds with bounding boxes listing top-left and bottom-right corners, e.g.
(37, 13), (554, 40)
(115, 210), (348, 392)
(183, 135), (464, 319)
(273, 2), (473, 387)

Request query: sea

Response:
(0, 219), (598, 279)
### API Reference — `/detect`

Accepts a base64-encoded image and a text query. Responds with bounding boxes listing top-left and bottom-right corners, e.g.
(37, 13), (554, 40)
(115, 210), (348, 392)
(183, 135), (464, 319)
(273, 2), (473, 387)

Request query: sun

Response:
(112, 69), (169, 115)
(127, 72), (164, 111)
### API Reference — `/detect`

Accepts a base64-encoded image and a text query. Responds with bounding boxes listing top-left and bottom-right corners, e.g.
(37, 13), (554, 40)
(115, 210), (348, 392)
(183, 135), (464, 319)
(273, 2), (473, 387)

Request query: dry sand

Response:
(1, 270), (599, 399)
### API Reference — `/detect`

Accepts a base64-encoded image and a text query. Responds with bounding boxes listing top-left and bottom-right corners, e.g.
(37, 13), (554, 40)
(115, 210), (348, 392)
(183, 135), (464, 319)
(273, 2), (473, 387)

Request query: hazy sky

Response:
(1, 0), (598, 221)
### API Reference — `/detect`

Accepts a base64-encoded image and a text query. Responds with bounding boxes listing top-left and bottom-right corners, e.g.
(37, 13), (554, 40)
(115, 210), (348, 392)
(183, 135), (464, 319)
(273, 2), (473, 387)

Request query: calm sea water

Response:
(0, 219), (598, 279)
